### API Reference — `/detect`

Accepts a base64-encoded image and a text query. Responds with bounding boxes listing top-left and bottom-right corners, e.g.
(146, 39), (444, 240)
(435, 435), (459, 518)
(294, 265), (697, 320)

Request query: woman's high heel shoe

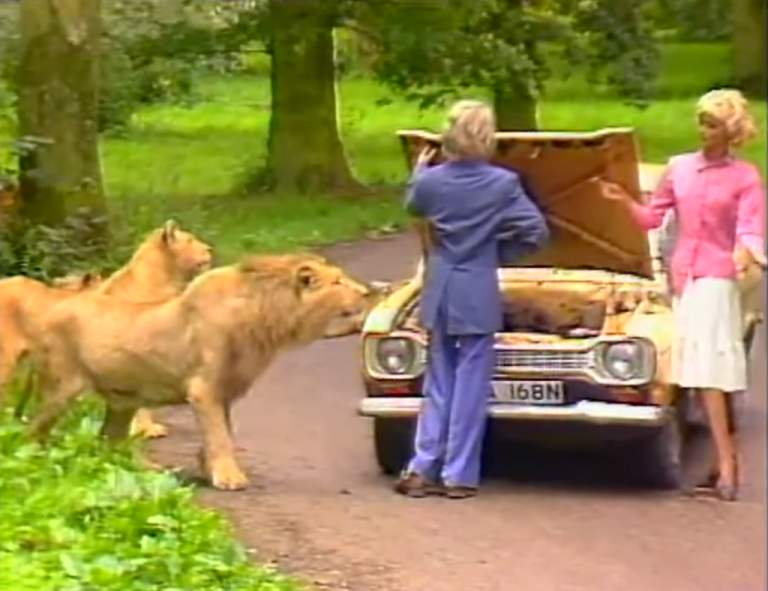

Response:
(695, 468), (719, 490)
(690, 462), (739, 502)
(714, 462), (739, 502)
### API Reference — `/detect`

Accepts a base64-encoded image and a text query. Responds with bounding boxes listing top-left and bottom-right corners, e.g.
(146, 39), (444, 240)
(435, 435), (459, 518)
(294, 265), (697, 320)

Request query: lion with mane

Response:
(26, 253), (373, 490)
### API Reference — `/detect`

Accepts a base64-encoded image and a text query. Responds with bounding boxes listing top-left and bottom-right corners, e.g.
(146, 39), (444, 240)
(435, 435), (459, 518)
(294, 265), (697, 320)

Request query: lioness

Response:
(11, 220), (213, 437)
(0, 271), (102, 403)
(96, 220), (213, 439)
(27, 253), (371, 490)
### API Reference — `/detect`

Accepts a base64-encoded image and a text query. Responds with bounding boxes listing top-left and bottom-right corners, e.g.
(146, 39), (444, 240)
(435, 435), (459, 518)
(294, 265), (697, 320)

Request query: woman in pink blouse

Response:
(601, 89), (766, 502)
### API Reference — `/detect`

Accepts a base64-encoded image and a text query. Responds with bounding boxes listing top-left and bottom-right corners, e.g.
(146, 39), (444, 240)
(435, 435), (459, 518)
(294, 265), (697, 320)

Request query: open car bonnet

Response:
(398, 128), (656, 279)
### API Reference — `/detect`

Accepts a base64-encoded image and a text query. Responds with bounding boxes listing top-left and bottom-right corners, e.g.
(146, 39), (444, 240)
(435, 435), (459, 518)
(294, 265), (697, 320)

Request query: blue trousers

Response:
(407, 327), (494, 487)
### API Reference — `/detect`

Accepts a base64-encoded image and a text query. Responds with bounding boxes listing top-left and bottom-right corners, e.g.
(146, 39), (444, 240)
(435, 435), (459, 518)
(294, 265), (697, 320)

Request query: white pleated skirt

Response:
(672, 277), (747, 392)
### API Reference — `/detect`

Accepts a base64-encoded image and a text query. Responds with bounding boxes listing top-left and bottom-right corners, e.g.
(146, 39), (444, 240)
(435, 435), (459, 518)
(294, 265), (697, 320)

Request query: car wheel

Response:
(373, 418), (413, 475)
(640, 404), (685, 490)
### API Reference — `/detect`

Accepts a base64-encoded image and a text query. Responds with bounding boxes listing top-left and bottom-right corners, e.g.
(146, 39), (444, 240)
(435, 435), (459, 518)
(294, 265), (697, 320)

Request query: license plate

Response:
(491, 380), (565, 405)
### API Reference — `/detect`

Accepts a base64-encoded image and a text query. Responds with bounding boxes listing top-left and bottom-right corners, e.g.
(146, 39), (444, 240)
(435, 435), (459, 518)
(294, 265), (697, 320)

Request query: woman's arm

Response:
(736, 171), (767, 267)
(627, 163), (676, 230)
(599, 161), (677, 230)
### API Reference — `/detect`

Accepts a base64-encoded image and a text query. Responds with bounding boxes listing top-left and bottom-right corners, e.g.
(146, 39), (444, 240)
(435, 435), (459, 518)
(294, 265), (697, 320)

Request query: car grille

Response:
(495, 349), (593, 372)
(422, 346), (594, 373)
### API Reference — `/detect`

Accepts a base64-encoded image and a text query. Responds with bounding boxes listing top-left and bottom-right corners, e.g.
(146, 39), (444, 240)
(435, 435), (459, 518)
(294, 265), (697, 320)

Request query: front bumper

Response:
(358, 397), (669, 427)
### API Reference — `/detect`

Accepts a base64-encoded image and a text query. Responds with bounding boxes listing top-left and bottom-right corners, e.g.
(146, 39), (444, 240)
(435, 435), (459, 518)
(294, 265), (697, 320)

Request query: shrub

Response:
(0, 210), (115, 281)
(0, 3), (199, 134)
(0, 400), (302, 591)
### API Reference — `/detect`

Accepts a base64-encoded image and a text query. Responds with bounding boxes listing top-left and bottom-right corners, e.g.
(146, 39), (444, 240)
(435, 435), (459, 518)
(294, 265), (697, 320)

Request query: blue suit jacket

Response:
(406, 160), (549, 335)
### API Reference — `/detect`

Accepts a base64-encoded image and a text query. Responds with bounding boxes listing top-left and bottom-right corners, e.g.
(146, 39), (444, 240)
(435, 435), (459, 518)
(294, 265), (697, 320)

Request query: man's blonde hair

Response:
(696, 88), (758, 148)
(441, 100), (497, 160)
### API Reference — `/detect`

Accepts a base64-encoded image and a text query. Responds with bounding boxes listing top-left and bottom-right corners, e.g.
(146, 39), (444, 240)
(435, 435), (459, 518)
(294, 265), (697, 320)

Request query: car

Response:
(357, 127), (764, 489)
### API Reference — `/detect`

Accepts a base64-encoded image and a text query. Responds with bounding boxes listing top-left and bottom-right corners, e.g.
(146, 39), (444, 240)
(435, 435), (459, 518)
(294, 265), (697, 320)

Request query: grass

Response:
(1, 41), (766, 591)
(101, 42), (765, 259)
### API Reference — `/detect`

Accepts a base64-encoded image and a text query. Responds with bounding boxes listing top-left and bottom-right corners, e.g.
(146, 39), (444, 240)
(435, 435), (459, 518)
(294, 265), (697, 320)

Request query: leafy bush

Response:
(0, 2), (200, 134)
(0, 94), (17, 190)
(0, 208), (117, 281)
(651, 0), (731, 41)
(0, 135), (115, 281)
(0, 401), (301, 591)
(98, 42), (196, 132)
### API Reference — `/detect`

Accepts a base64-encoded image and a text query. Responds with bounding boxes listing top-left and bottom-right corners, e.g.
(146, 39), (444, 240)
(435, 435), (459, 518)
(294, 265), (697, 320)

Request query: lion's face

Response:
(161, 221), (214, 277)
(232, 254), (382, 340)
(51, 271), (103, 292)
(281, 256), (371, 338)
(296, 260), (370, 337)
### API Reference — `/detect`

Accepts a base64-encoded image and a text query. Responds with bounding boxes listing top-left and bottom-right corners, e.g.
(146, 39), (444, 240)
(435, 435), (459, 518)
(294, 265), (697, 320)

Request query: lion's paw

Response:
(210, 462), (250, 491)
(134, 421), (169, 439)
(137, 455), (165, 472)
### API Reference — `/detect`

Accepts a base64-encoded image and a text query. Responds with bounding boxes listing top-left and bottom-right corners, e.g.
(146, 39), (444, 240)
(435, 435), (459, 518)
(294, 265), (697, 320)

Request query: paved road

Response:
(153, 232), (766, 591)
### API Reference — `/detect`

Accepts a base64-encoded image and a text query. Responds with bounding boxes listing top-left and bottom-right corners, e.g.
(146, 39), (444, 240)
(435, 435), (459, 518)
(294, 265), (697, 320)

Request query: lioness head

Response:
(158, 220), (214, 278)
(51, 271), (103, 291)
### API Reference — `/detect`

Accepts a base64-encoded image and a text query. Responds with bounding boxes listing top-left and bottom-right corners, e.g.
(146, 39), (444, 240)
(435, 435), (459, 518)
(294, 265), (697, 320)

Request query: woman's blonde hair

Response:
(696, 88), (758, 148)
(441, 100), (497, 160)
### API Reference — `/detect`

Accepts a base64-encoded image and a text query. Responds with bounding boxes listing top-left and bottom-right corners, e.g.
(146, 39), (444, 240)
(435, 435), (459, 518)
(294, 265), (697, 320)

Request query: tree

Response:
(356, 0), (659, 130)
(17, 0), (107, 238)
(732, 0), (766, 97)
(263, 0), (358, 193)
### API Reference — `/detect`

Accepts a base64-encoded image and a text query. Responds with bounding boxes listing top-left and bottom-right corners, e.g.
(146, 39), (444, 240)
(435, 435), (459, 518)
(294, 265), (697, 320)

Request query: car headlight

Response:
(600, 341), (648, 381)
(374, 337), (419, 376)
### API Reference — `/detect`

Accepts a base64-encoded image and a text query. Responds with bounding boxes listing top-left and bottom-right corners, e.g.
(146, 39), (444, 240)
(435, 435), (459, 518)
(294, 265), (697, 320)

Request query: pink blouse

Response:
(629, 151), (765, 296)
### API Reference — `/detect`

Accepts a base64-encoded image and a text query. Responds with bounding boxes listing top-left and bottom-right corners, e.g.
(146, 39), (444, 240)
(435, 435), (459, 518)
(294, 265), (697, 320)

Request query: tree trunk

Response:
(493, 86), (539, 131)
(17, 0), (107, 238)
(732, 0), (766, 98)
(265, 0), (358, 194)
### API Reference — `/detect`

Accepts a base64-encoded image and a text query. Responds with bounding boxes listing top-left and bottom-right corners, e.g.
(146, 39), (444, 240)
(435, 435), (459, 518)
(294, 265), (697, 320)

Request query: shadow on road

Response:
(472, 428), (714, 495)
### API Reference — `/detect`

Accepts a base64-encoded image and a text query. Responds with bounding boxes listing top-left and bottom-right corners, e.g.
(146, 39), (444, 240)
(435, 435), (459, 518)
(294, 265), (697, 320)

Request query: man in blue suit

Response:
(395, 100), (550, 499)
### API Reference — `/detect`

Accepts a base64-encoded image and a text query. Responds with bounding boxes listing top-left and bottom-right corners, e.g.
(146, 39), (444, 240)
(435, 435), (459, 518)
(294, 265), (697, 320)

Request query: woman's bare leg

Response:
(699, 388), (739, 497)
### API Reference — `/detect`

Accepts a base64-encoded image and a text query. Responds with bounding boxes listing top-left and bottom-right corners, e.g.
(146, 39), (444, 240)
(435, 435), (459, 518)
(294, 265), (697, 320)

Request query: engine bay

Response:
(402, 280), (668, 338)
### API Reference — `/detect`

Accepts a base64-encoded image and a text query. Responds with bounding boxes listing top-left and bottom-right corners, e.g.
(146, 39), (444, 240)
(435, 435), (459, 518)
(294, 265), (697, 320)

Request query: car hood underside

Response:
(397, 128), (656, 279)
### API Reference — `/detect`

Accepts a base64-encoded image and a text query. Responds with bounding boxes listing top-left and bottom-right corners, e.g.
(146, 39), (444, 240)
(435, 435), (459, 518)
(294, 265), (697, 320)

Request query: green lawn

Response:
(1, 41), (766, 591)
(101, 42), (765, 260)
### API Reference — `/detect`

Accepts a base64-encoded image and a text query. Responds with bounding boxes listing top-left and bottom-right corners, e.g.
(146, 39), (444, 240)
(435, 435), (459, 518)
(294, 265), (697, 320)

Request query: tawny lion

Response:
(0, 271), (102, 403)
(26, 253), (374, 490)
(95, 220), (213, 438)
(11, 220), (213, 438)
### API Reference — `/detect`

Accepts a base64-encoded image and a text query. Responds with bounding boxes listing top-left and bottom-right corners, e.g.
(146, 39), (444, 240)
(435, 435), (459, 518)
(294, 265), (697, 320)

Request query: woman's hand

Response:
(752, 250), (767, 269)
(734, 245), (767, 273)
